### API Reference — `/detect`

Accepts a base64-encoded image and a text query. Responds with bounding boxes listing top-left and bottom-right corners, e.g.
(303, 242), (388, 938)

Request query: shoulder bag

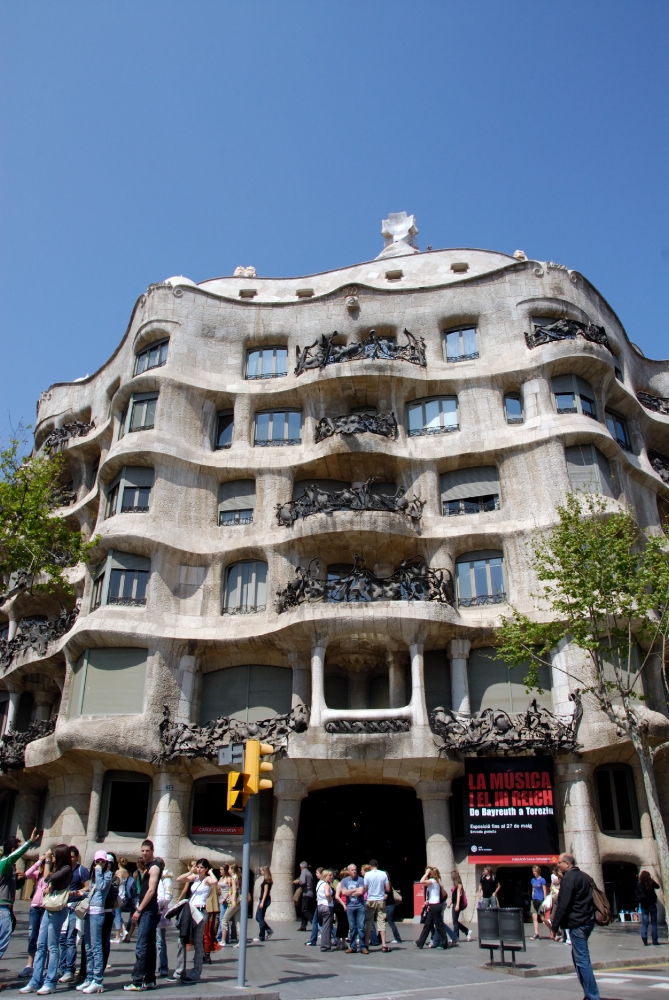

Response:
(43, 886), (71, 912)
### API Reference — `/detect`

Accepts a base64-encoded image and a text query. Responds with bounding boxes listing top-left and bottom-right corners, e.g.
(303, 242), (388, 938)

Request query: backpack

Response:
(588, 876), (612, 926)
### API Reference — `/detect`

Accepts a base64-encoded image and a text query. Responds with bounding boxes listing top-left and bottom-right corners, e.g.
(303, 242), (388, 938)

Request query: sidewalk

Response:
(1, 904), (665, 999)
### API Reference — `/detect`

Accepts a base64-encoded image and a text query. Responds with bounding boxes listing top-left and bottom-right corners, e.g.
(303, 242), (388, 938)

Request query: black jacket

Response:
(551, 867), (595, 931)
(636, 879), (659, 909)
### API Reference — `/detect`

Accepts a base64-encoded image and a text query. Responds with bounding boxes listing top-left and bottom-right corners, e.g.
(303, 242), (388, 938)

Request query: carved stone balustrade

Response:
(155, 704), (309, 762)
(276, 554), (454, 613)
(295, 329), (426, 375)
(524, 318), (611, 353)
(315, 411), (397, 443)
(276, 477), (425, 527)
(324, 718), (411, 734)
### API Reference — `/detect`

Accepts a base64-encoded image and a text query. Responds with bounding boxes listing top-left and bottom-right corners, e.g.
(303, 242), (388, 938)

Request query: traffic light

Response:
(227, 769), (248, 812)
(244, 740), (274, 794)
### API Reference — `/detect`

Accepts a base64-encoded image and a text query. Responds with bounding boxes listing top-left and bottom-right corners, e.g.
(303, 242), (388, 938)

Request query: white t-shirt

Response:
(426, 878), (442, 905)
(316, 879), (333, 907)
(364, 869), (388, 901)
(190, 877), (211, 909)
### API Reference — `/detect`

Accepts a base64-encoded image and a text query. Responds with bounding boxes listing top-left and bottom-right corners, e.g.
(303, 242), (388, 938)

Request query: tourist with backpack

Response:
(450, 871), (471, 940)
(551, 852), (608, 1000)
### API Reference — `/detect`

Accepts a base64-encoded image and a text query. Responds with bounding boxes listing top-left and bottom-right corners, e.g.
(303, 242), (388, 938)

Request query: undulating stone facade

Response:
(2, 213), (669, 920)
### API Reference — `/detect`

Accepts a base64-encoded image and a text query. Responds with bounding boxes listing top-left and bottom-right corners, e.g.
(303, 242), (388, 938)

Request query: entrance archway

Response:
(295, 784), (426, 917)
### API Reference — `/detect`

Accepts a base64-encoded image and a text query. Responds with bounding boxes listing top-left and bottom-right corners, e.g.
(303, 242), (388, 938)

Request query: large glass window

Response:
(200, 664), (292, 724)
(565, 444), (614, 496)
(605, 409), (631, 451)
(443, 326), (478, 362)
(134, 339), (168, 376)
(551, 374), (597, 419)
(440, 467), (500, 516)
(467, 647), (553, 714)
(595, 764), (640, 836)
(218, 480), (255, 526)
(254, 410), (302, 446)
(119, 393), (158, 438)
(223, 561), (267, 614)
(246, 347), (288, 380)
(105, 467), (154, 518)
(215, 411), (234, 449)
(504, 393), (523, 424)
(68, 648), (147, 717)
(91, 552), (151, 610)
(99, 772), (151, 838)
(407, 397), (458, 437)
(456, 550), (506, 606)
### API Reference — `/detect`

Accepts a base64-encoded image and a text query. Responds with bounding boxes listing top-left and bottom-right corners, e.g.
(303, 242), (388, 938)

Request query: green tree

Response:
(0, 434), (92, 635)
(497, 491), (669, 896)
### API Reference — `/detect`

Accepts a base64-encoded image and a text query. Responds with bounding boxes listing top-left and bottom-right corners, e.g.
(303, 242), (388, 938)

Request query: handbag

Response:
(293, 887), (303, 904)
(420, 902), (429, 924)
(393, 890), (403, 904)
(74, 896), (90, 919)
(43, 887), (71, 912)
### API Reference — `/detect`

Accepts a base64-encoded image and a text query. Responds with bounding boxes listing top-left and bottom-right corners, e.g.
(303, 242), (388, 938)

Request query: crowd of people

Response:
(0, 828), (660, 1000)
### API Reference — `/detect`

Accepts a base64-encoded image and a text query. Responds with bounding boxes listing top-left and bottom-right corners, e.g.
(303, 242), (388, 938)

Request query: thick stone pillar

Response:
(409, 642), (428, 726)
(449, 639), (471, 716)
(387, 652), (405, 708)
(5, 690), (20, 733)
(416, 781), (455, 878)
(269, 779), (306, 921)
(85, 760), (105, 854)
(288, 652), (310, 709)
(148, 770), (189, 873)
(555, 757), (602, 888)
(176, 654), (197, 724)
(310, 645), (326, 727)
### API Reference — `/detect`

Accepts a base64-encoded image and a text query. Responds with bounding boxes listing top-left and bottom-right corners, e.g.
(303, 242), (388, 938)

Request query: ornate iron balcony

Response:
(447, 352), (480, 363)
(315, 411), (397, 442)
(524, 318), (612, 353)
(295, 329), (426, 375)
(458, 592), (506, 607)
(277, 478), (424, 527)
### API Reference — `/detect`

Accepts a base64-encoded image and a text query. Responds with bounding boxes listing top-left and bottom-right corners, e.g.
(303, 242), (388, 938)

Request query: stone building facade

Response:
(2, 214), (669, 921)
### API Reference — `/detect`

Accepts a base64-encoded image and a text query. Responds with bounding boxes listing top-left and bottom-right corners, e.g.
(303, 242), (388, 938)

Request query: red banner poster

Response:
(191, 825), (243, 836)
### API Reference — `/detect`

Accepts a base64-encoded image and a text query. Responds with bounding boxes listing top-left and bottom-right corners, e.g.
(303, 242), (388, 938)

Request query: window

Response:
(100, 772), (151, 837)
(91, 552), (151, 610)
(218, 480), (255, 526)
(504, 393), (523, 424)
(254, 410), (302, 446)
(565, 445), (614, 496)
(215, 411), (234, 450)
(119, 393), (158, 438)
(467, 647), (553, 714)
(191, 777), (244, 836)
(443, 326), (478, 362)
(292, 478), (348, 498)
(14, 692), (35, 733)
(200, 664), (291, 724)
(134, 339), (168, 376)
(88, 457), (100, 491)
(595, 764), (640, 836)
(605, 410), (631, 451)
(325, 674), (350, 709)
(223, 561), (267, 614)
(246, 347), (288, 380)
(68, 648), (147, 717)
(440, 467), (500, 516)
(105, 467), (154, 518)
(456, 550), (506, 606)
(551, 374), (597, 419)
(424, 650), (450, 712)
(407, 397), (458, 437)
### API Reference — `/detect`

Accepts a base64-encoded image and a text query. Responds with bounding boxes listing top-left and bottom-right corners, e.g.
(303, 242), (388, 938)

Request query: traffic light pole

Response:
(237, 796), (252, 988)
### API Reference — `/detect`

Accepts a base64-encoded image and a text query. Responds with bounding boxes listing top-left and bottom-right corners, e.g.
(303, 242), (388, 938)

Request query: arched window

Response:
(551, 374), (597, 419)
(440, 467), (500, 516)
(223, 561), (267, 614)
(407, 397), (458, 437)
(134, 339), (168, 376)
(200, 665), (292, 724)
(456, 550), (506, 606)
(443, 326), (478, 363)
(594, 764), (640, 836)
(246, 347), (288, 380)
(254, 410), (302, 446)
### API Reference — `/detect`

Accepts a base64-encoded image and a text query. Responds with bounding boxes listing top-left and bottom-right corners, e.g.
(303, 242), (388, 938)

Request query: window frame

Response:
(605, 409), (632, 452)
(455, 549), (507, 607)
(594, 764), (640, 837)
(254, 409), (302, 447)
(564, 443), (614, 497)
(118, 392), (158, 438)
(218, 479), (256, 526)
(90, 551), (151, 611)
(406, 396), (459, 437)
(443, 325), (479, 363)
(223, 560), (268, 615)
(99, 771), (151, 838)
(104, 466), (154, 519)
(246, 346), (289, 381)
(134, 339), (169, 376)
(504, 393), (523, 425)
(215, 410), (234, 450)
(68, 647), (148, 718)
(551, 374), (598, 420)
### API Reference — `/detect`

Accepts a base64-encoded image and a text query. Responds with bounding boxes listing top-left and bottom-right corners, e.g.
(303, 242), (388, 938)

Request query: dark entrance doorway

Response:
(496, 866), (551, 920)
(295, 784), (426, 918)
(603, 862), (638, 915)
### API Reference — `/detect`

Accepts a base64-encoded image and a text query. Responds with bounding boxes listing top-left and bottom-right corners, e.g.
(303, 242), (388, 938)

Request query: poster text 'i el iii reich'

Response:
(465, 757), (559, 864)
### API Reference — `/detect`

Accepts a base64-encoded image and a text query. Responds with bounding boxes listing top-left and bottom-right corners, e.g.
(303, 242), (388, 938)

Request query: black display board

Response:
(465, 757), (559, 864)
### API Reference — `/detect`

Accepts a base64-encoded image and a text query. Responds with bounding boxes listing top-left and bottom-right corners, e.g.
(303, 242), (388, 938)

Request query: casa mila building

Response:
(2, 213), (669, 920)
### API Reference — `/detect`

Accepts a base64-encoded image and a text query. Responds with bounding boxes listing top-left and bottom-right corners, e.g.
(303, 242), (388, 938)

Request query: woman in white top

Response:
(316, 870), (335, 952)
(416, 867), (450, 949)
(169, 859), (218, 984)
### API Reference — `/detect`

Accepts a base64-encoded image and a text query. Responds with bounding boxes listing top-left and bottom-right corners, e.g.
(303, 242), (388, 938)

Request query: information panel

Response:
(465, 757), (559, 864)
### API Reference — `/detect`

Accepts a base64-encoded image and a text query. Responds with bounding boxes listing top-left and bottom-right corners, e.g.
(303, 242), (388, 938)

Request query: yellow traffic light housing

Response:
(245, 740), (274, 794)
(227, 770), (248, 812)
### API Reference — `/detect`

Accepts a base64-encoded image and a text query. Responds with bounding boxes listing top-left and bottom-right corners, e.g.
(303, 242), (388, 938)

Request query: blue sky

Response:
(1, 1), (667, 439)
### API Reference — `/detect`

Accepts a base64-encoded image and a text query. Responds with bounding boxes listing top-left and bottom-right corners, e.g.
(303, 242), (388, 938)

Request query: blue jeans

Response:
(28, 907), (45, 957)
(131, 909), (160, 987)
(28, 907), (69, 990)
(385, 903), (402, 942)
(256, 902), (272, 941)
(642, 906), (658, 944)
(570, 921), (600, 1000)
(0, 906), (12, 961)
(430, 905), (458, 943)
(347, 906), (365, 950)
(309, 907), (321, 945)
(84, 914), (106, 985)
(58, 906), (78, 973)
(157, 927), (168, 976)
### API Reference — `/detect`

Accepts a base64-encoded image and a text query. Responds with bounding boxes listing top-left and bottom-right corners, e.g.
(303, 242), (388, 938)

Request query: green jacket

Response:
(0, 840), (33, 905)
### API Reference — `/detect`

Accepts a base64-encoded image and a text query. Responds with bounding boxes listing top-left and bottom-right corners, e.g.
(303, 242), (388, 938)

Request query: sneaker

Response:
(466, 930), (472, 941)
(59, 973), (75, 984)
(305, 941), (315, 946)
(165, 978), (182, 984)
(76, 984), (92, 992)
(266, 928), (274, 939)
(19, 989), (36, 995)
(36, 990), (55, 996)
(83, 986), (104, 994)
(123, 987), (143, 993)
(19, 968), (33, 979)
(253, 938), (261, 942)
(142, 985), (157, 990)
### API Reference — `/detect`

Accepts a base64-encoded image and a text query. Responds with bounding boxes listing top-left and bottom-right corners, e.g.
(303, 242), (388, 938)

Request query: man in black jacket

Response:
(551, 853), (600, 1000)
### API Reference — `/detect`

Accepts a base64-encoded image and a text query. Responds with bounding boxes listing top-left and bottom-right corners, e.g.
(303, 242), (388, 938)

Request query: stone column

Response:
(176, 654), (197, 724)
(387, 652), (406, 708)
(309, 644), (327, 727)
(416, 780), (455, 878)
(555, 757), (602, 888)
(409, 642), (428, 726)
(269, 779), (306, 921)
(33, 690), (54, 723)
(5, 690), (20, 733)
(449, 639), (471, 716)
(288, 652), (310, 710)
(85, 760), (105, 854)
(149, 769), (189, 873)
